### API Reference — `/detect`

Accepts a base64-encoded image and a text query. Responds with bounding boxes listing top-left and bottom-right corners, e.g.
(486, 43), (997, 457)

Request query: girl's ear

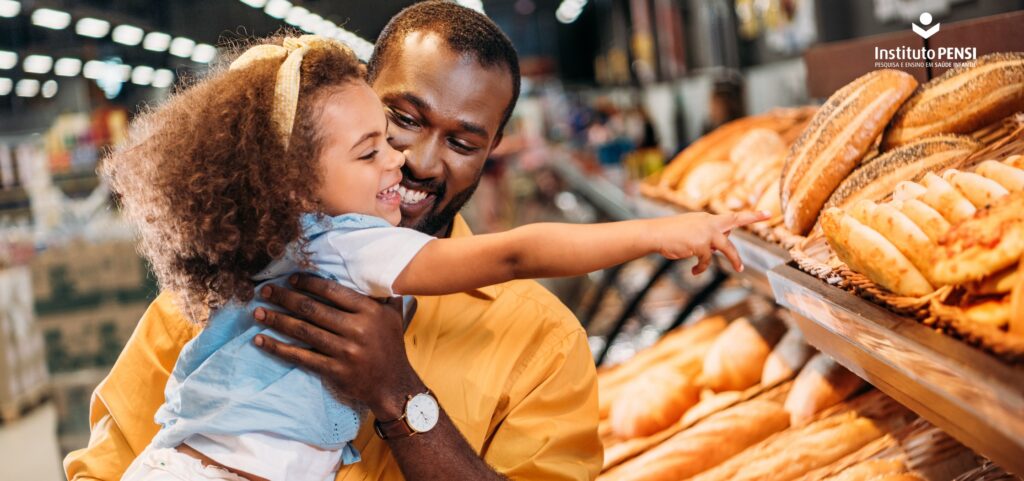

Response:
(358, 63), (368, 79)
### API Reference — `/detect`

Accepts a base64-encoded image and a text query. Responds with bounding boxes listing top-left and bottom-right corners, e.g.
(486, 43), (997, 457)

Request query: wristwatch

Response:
(373, 390), (440, 439)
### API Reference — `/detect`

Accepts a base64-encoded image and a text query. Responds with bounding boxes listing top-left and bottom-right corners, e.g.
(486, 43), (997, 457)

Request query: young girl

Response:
(107, 35), (765, 481)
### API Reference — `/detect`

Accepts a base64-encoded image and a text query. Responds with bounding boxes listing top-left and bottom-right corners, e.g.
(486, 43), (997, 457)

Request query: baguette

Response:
(882, 52), (1024, 149)
(702, 316), (787, 392)
(824, 135), (979, 212)
(932, 191), (1024, 285)
(975, 160), (1024, 192)
(599, 400), (790, 481)
(784, 353), (866, 426)
(659, 114), (786, 190)
(781, 70), (918, 234)
(609, 365), (701, 438)
(820, 208), (934, 297)
(761, 328), (817, 386)
(920, 172), (977, 223)
(942, 169), (1009, 208)
(896, 199), (950, 243)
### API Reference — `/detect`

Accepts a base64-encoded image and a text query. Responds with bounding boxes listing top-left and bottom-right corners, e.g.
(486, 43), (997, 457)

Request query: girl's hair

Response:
(102, 34), (364, 321)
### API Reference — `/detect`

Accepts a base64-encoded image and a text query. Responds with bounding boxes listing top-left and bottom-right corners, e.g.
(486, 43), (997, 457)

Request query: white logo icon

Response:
(912, 12), (940, 39)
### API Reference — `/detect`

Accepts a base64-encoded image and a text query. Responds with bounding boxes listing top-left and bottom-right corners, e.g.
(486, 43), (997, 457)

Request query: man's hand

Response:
(252, 274), (425, 420)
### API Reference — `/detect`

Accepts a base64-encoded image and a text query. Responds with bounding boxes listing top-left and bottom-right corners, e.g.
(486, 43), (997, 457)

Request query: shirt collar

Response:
(449, 215), (498, 301)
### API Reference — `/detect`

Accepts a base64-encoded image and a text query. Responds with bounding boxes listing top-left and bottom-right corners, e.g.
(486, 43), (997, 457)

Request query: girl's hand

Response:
(652, 210), (771, 275)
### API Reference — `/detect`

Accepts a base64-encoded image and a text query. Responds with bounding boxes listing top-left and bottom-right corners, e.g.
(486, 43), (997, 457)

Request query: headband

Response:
(229, 35), (347, 149)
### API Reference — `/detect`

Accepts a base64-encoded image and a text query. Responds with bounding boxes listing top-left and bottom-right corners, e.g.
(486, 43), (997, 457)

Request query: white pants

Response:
(121, 447), (252, 481)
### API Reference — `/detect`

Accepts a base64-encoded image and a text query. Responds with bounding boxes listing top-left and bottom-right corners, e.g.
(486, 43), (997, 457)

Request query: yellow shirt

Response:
(63, 216), (602, 481)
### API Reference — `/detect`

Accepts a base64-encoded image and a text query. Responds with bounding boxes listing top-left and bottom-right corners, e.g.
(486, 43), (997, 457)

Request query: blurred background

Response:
(0, 0), (1022, 478)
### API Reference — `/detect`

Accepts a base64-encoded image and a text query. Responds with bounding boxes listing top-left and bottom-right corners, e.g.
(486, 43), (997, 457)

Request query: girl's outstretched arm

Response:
(392, 210), (769, 296)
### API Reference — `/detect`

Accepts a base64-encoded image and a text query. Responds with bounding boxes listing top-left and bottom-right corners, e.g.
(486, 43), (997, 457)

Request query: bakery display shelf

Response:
(768, 262), (1024, 476)
(549, 160), (635, 222)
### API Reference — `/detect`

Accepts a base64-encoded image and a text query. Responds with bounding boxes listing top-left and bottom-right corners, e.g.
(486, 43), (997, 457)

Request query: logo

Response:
(912, 12), (940, 39)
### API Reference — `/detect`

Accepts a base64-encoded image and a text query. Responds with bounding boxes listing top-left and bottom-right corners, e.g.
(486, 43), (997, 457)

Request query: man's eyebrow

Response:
(390, 91), (488, 138)
(399, 92), (429, 111)
(458, 120), (489, 139)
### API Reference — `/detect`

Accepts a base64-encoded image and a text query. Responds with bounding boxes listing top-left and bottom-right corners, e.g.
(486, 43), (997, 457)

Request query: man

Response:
(64, 2), (602, 480)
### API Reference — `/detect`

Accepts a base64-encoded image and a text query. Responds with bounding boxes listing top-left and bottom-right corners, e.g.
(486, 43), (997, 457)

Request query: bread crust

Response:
(933, 191), (1024, 285)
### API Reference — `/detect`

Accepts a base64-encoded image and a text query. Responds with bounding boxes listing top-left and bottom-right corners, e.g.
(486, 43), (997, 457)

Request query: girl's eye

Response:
(358, 150), (378, 161)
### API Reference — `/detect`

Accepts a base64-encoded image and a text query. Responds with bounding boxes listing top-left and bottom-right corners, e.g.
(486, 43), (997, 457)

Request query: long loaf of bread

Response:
(781, 70), (918, 235)
(785, 353), (866, 426)
(609, 365), (701, 438)
(598, 400), (790, 481)
(882, 52), (1024, 149)
(702, 316), (786, 392)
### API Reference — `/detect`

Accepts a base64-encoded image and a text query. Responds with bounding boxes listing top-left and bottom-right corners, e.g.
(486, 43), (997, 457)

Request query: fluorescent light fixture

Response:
(116, 64), (132, 81)
(23, 54), (53, 74)
(15, 79), (39, 97)
(143, 32), (172, 52)
(42, 79), (57, 98)
(0, 50), (16, 69)
(240, 0), (268, 7)
(264, 0), (291, 19)
(456, 0), (485, 14)
(284, 6), (308, 26)
(0, 78), (10, 95)
(0, 0), (20, 18)
(299, 13), (322, 33)
(190, 43), (217, 63)
(152, 68), (174, 88)
(54, 57), (82, 76)
(131, 65), (154, 85)
(31, 8), (71, 30)
(112, 24), (145, 46)
(76, 17), (111, 38)
(169, 37), (196, 58)
(83, 60), (106, 79)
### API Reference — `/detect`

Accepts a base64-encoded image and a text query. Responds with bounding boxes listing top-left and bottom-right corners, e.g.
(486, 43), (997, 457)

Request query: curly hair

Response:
(103, 35), (364, 322)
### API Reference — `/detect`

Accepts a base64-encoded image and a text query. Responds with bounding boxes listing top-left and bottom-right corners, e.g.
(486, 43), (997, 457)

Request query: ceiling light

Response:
(143, 32), (172, 52)
(42, 79), (57, 98)
(116, 64), (132, 81)
(264, 0), (291, 19)
(299, 13), (322, 33)
(76, 17), (111, 38)
(112, 24), (145, 46)
(190, 43), (217, 63)
(240, 0), (268, 7)
(284, 6), (308, 26)
(15, 79), (39, 97)
(54, 57), (82, 76)
(152, 68), (174, 88)
(169, 37), (195, 58)
(23, 54), (53, 74)
(31, 8), (71, 30)
(0, 0), (20, 18)
(131, 65), (154, 85)
(0, 50), (15, 69)
(0, 78), (10, 95)
(83, 60), (106, 79)
(456, 0), (485, 13)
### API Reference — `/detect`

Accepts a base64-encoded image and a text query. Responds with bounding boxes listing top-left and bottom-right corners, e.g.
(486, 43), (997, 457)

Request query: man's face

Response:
(371, 31), (514, 236)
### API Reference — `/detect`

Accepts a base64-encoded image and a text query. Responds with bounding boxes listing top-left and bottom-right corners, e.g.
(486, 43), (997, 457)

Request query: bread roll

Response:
(932, 191), (1024, 285)
(975, 160), (1024, 192)
(943, 169), (1009, 208)
(892, 181), (926, 202)
(920, 172), (977, 223)
(678, 160), (735, 208)
(781, 70), (918, 234)
(784, 353), (865, 426)
(599, 400), (790, 481)
(865, 202), (939, 284)
(822, 458), (907, 481)
(897, 198), (951, 243)
(1010, 259), (1024, 335)
(967, 265), (1019, 296)
(824, 135), (979, 212)
(1006, 154), (1024, 169)
(761, 328), (817, 386)
(610, 365), (701, 438)
(932, 296), (1011, 327)
(820, 208), (934, 297)
(691, 413), (884, 481)
(702, 316), (787, 392)
(755, 179), (782, 218)
(882, 52), (1024, 149)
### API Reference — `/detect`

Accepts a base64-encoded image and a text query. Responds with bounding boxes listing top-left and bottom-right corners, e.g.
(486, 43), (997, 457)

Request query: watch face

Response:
(406, 393), (440, 433)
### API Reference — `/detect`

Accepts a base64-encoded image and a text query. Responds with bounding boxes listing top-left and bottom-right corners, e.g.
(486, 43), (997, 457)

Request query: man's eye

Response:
(390, 110), (418, 128)
(448, 138), (477, 153)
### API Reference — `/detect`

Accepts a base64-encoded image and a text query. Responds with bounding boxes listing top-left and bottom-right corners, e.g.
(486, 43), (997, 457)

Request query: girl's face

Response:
(316, 82), (406, 225)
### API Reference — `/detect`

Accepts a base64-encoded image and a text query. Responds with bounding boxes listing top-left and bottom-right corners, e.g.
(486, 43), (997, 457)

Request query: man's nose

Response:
(402, 139), (444, 179)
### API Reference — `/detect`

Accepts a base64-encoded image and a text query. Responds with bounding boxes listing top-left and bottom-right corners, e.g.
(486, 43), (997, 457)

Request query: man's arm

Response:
(64, 293), (198, 481)
(253, 277), (510, 481)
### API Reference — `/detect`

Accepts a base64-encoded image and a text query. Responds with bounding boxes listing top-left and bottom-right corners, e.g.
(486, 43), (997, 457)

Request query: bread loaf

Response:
(882, 52), (1024, 149)
(824, 135), (979, 212)
(896, 199), (951, 243)
(942, 169), (1009, 208)
(1006, 154), (1024, 170)
(822, 458), (907, 481)
(599, 400), (790, 481)
(975, 160), (1024, 192)
(702, 316), (787, 392)
(609, 365), (701, 438)
(784, 353), (865, 426)
(820, 208), (934, 297)
(932, 191), (1024, 285)
(761, 328), (817, 386)
(892, 181), (926, 202)
(862, 201), (939, 285)
(781, 70), (918, 234)
(920, 172), (976, 223)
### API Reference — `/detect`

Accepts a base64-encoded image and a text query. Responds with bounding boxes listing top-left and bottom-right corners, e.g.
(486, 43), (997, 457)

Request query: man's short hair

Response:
(368, 1), (521, 133)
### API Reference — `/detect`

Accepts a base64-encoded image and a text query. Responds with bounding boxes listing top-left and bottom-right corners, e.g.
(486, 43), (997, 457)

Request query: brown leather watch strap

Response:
(373, 415), (415, 440)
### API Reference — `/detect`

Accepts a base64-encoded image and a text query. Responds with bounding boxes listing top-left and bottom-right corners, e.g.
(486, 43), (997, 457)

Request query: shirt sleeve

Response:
(324, 227), (434, 298)
(482, 329), (603, 481)
(64, 292), (199, 481)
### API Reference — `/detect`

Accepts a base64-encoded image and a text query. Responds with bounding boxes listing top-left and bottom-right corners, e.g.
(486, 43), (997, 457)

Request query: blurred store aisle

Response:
(0, 402), (63, 481)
